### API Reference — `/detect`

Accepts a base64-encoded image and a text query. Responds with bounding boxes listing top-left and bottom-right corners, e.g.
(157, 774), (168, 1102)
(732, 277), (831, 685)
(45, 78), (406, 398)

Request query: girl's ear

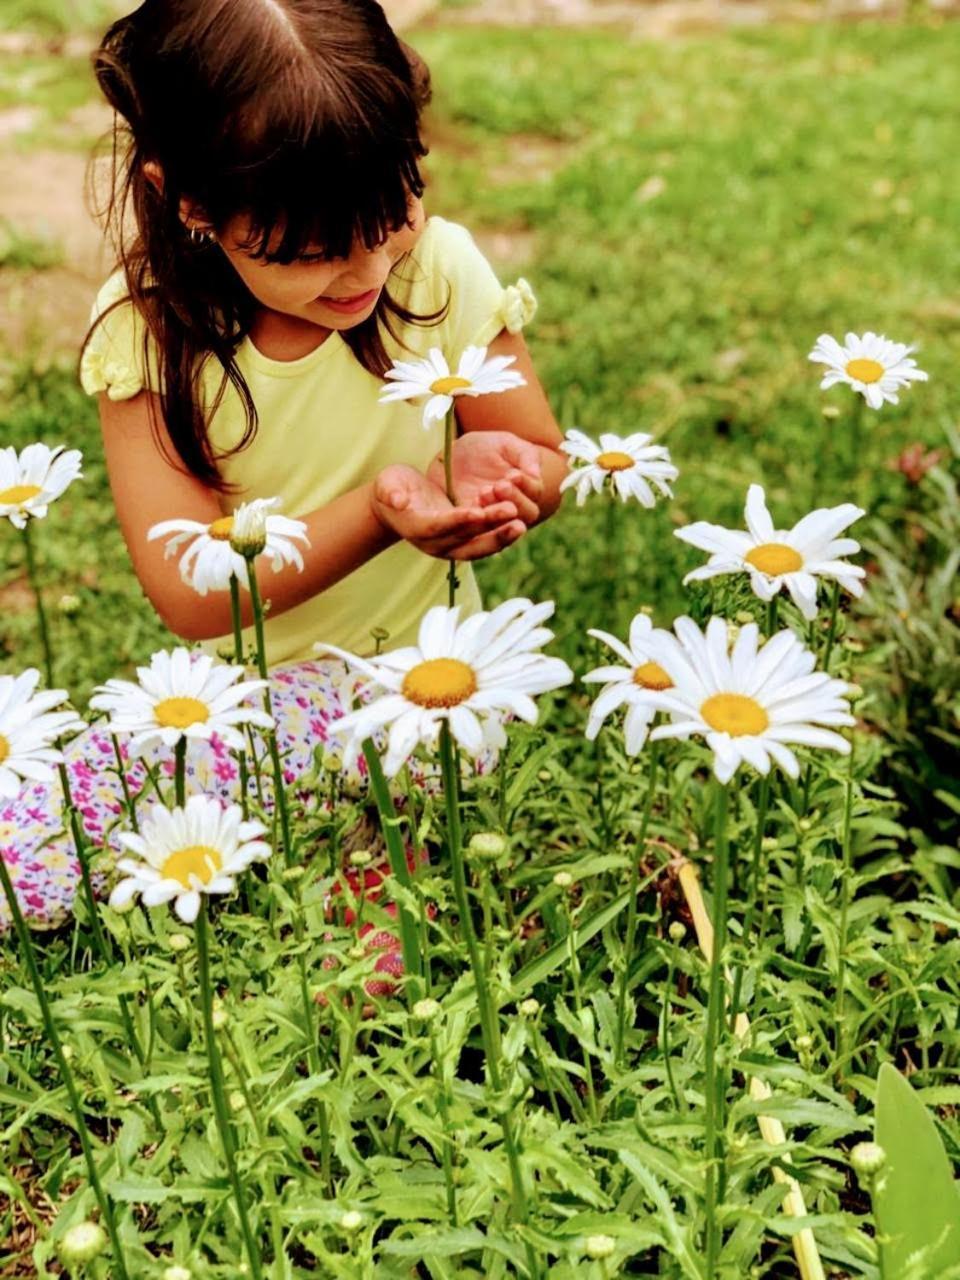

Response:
(143, 160), (212, 235)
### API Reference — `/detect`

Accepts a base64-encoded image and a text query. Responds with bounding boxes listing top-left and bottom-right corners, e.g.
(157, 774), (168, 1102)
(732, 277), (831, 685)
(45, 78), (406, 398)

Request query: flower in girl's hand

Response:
(0, 443), (83, 529)
(109, 795), (271, 923)
(379, 346), (526, 429)
(640, 616), (855, 784)
(89, 647), (273, 756)
(582, 613), (674, 755)
(675, 484), (865, 621)
(148, 496), (309, 595)
(559, 429), (678, 508)
(808, 331), (928, 409)
(316, 598), (572, 777)
(0, 670), (84, 799)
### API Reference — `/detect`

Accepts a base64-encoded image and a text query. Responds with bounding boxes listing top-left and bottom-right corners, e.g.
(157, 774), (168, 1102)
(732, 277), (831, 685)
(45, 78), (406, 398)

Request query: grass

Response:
(0, 15), (958, 1279)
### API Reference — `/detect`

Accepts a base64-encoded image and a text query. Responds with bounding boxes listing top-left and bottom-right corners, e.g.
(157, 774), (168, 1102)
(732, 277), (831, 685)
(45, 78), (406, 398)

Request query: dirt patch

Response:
(487, 133), (577, 186)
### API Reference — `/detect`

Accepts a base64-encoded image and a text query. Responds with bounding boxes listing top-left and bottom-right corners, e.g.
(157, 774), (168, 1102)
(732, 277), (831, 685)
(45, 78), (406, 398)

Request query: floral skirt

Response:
(0, 658), (472, 933)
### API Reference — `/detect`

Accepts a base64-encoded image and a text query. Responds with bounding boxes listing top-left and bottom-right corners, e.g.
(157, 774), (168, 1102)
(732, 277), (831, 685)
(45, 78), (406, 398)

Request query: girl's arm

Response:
(100, 390), (522, 642)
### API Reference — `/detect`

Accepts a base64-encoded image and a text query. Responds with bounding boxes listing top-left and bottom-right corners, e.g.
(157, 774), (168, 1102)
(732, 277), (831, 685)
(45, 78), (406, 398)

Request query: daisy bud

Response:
(211, 1001), (228, 1031)
(168, 933), (190, 952)
(822, 405), (841, 419)
(322, 750), (343, 773)
(229, 1090), (245, 1112)
(668, 921), (686, 943)
(468, 831), (509, 861)
(61, 1044), (74, 1061)
(229, 502), (268, 557)
(57, 593), (82, 617)
(761, 837), (778, 852)
(282, 864), (306, 881)
(553, 871), (574, 889)
(340, 1210), (363, 1232)
(59, 1221), (107, 1265)
(348, 945), (367, 960)
(519, 998), (540, 1016)
(538, 769), (551, 782)
(735, 610), (755, 625)
(798, 818), (813, 832)
(370, 625), (390, 650)
(850, 1141), (887, 1179)
(796, 1033), (814, 1051)
(412, 997), (441, 1021)
(349, 849), (373, 867)
(584, 1234), (616, 1259)
(163, 1268), (192, 1280)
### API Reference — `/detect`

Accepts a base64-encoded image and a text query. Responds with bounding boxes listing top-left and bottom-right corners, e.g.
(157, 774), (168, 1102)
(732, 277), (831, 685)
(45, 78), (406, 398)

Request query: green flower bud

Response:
(168, 932), (190, 953)
(229, 504), (268, 556)
(211, 1001), (228, 1031)
(340, 1210), (363, 1232)
(322, 750), (343, 774)
(59, 1221), (107, 1265)
(668, 921), (686, 943)
(412, 998), (441, 1021)
(735, 610), (755, 625)
(282, 864), (306, 881)
(850, 1141), (887, 1179)
(57, 593), (82, 617)
(553, 871), (574, 889)
(519, 998), (540, 1016)
(163, 1268), (192, 1280)
(468, 831), (509, 860)
(585, 1234), (616, 1259)
(349, 849), (373, 867)
(229, 1090), (245, 1112)
(822, 404), (841, 419)
(796, 1033), (814, 1051)
(761, 837), (778, 852)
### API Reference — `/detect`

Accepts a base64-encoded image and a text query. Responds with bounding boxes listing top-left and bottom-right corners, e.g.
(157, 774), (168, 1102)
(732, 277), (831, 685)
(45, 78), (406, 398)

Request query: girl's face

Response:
(216, 196), (426, 328)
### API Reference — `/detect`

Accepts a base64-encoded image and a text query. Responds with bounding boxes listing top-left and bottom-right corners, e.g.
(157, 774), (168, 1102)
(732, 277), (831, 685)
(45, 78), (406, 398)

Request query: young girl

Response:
(1, 0), (566, 929)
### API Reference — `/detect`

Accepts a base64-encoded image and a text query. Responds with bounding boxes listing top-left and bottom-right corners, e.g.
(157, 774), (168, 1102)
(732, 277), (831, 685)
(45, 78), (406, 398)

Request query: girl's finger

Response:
(449, 520), (525, 561)
(491, 479), (539, 524)
(417, 501), (518, 545)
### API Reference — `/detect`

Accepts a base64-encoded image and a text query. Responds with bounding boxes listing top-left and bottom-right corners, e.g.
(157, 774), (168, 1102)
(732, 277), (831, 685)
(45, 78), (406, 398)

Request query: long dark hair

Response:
(86, 0), (444, 488)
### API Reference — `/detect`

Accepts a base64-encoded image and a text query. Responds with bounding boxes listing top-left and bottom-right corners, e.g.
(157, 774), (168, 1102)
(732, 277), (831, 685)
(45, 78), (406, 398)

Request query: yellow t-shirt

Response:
(80, 217), (537, 666)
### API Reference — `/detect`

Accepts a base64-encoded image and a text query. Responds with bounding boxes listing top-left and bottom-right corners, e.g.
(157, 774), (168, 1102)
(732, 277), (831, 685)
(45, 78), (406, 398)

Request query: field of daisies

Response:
(2, 13), (960, 1280)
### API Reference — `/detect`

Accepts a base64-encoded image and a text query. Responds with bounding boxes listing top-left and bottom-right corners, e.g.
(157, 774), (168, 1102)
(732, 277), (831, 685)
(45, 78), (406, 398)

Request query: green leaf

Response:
(874, 1063), (960, 1278)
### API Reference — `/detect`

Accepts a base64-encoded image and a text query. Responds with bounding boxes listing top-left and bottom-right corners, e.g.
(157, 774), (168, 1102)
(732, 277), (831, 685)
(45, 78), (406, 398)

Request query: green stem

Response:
(0, 855), (131, 1280)
(195, 908), (264, 1280)
(111, 735), (139, 834)
(244, 556), (293, 863)
(834, 741), (856, 1080)
(362, 741), (423, 998)
(174, 738), (186, 808)
(704, 783), (730, 1276)
(444, 410), (459, 607)
(563, 890), (597, 1122)
(21, 522), (54, 687)
(428, 1024), (459, 1226)
(661, 953), (682, 1110)
(802, 581), (841, 813)
(728, 771), (771, 1031)
(229, 575), (251, 821)
(615, 741), (660, 1065)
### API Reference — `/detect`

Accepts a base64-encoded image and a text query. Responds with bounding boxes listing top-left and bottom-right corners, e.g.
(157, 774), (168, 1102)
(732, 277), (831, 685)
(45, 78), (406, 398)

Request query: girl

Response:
(1, 0), (566, 929)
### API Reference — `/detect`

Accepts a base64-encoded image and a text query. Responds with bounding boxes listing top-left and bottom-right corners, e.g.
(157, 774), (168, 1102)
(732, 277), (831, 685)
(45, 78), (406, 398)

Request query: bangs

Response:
(207, 63), (427, 264)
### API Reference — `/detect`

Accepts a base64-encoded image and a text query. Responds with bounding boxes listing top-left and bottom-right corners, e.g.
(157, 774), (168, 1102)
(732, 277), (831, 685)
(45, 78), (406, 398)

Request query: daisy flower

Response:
(317, 599), (573, 777)
(379, 345), (526, 429)
(640, 616), (854, 783)
(559, 430), (678, 507)
(0, 443), (82, 529)
(109, 795), (271, 923)
(0, 670), (84, 798)
(583, 613), (675, 754)
(675, 484), (865, 621)
(89, 648), (273, 756)
(148, 497), (309, 596)
(808, 331), (928, 409)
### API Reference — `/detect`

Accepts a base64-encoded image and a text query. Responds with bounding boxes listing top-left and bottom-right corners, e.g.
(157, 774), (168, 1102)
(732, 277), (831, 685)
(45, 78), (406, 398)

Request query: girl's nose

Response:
(343, 243), (391, 292)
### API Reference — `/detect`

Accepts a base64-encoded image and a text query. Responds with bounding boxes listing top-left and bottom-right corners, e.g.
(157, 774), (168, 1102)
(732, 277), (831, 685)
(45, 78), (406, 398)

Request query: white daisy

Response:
(89, 648), (273, 756)
(559, 430), (678, 508)
(675, 484), (865, 621)
(317, 599), (573, 777)
(0, 670), (84, 798)
(808, 331), (928, 409)
(640, 616), (854, 783)
(0, 443), (82, 529)
(109, 795), (271, 923)
(583, 614), (675, 755)
(378, 345), (526, 429)
(148, 497), (309, 596)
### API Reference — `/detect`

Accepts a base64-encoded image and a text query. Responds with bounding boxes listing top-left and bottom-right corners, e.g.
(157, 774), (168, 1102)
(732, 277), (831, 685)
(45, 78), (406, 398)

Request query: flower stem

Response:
(228, 575), (251, 821)
(195, 907), (264, 1280)
(362, 741), (423, 998)
(0, 854), (131, 1280)
(615, 741), (659, 1065)
(704, 782), (730, 1275)
(174, 738), (186, 808)
(111, 735), (139, 834)
(728, 771), (771, 1031)
(444, 410), (459, 607)
(20, 522), (55, 687)
(244, 557), (293, 863)
(802, 581), (841, 813)
(834, 740), (856, 1081)
(661, 950), (682, 1111)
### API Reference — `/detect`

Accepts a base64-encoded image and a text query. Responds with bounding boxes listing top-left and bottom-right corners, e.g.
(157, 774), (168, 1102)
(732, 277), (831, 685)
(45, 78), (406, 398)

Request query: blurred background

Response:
(1, 0), (958, 836)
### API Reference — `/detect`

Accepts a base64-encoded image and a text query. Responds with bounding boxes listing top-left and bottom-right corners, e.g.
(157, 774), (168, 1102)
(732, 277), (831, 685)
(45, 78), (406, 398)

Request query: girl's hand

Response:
(372, 465), (526, 561)
(426, 431), (543, 527)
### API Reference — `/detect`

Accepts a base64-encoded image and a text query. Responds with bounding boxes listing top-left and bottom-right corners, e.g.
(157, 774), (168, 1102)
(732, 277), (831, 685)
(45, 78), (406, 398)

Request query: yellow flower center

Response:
(845, 357), (884, 385)
(207, 516), (235, 541)
(0, 483), (42, 506)
(0, 734), (9, 765)
(633, 661), (672, 691)
(161, 844), (222, 888)
(701, 693), (769, 737)
(595, 451), (635, 472)
(154, 697), (210, 729)
(402, 658), (478, 709)
(430, 375), (473, 395)
(744, 543), (803, 576)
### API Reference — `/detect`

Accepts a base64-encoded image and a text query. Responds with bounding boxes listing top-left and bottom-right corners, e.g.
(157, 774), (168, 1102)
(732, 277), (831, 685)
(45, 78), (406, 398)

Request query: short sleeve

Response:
(79, 271), (160, 401)
(424, 217), (537, 355)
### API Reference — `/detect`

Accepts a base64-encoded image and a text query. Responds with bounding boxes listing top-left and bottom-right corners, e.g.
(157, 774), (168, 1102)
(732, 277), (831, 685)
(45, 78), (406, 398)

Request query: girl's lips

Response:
(317, 287), (380, 314)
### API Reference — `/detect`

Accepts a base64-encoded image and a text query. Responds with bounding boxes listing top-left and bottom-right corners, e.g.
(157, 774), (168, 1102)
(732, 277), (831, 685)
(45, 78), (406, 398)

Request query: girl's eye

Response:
(297, 252), (331, 265)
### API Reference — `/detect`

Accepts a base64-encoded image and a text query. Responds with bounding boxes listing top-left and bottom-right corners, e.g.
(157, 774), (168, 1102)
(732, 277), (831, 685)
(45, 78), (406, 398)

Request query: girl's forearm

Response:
(166, 483), (396, 641)
(532, 445), (568, 524)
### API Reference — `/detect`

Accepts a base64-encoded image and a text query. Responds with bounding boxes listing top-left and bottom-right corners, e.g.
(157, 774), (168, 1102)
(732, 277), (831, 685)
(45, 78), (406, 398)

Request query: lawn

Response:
(0, 13), (958, 1279)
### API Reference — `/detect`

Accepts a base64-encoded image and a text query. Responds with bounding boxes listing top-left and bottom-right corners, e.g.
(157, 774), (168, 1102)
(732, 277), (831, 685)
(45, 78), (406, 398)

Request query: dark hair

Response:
(86, 0), (443, 488)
